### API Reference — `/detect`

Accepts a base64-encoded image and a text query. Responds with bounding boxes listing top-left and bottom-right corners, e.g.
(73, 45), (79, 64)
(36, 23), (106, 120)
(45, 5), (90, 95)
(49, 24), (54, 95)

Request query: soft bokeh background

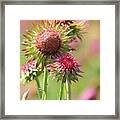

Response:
(20, 20), (100, 100)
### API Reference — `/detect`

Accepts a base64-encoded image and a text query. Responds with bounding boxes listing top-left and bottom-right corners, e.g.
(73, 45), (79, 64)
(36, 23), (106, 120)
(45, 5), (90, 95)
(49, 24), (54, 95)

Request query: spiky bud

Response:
(21, 60), (37, 83)
(47, 54), (83, 83)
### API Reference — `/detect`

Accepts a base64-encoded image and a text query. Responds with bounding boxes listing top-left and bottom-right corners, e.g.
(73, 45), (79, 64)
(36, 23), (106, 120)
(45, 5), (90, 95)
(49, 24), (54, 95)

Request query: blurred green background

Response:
(20, 20), (100, 100)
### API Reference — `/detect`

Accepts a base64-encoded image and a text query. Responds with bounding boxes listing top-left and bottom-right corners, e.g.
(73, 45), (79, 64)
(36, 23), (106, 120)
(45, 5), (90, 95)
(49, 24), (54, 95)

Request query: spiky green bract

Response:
(57, 20), (88, 41)
(67, 20), (88, 41)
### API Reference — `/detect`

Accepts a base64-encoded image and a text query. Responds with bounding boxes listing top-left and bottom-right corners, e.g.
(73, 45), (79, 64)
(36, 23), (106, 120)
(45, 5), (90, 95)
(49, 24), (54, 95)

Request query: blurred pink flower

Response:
(20, 21), (30, 33)
(79, 88), (97, 100)
(20, 20), (40, 33)
(89, 39), (100, 55)
(68, 37), (81, 50)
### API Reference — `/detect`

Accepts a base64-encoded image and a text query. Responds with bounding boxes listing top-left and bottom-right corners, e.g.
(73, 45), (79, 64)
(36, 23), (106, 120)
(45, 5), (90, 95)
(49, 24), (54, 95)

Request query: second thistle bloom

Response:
(47, 54), (83, 83)
(21, 60), (38, 83)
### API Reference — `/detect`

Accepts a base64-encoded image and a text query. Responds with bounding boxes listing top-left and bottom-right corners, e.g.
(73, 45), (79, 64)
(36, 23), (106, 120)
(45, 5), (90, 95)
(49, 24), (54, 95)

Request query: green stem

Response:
(59, 80), (64, 100)
(35, 77), (42, 99)
(64, 82), (67, 100)
(65, 79), (71, 100)
(42, 67), (48, 100)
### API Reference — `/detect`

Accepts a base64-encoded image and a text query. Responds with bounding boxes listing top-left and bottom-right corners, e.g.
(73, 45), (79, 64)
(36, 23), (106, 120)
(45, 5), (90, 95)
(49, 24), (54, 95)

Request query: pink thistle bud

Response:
(21, 60), (37, 74)
(55, 54), (79, 70)
(47, 54), (83, 83)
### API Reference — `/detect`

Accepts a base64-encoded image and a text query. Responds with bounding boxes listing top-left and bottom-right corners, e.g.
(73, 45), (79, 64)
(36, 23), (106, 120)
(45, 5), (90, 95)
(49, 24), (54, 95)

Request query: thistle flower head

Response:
(47, 54), (83, 83)
(59, 20), (89, 44)
(21, 20), (77, 63)
(35, 30), (61, 55)
(21, 60), (38, 83)
(21, 20), (88, 59)
(55, 54), (79, 70)
(21, 60), (36, 73)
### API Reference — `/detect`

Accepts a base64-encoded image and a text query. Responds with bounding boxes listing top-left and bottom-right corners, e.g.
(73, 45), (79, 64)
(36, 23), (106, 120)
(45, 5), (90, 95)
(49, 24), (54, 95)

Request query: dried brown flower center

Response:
(36, 30), (61, 55)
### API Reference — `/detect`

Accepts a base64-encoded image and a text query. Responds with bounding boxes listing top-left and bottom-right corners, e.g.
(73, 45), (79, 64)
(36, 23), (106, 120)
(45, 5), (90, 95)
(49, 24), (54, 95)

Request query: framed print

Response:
(0, 0), (119, 119)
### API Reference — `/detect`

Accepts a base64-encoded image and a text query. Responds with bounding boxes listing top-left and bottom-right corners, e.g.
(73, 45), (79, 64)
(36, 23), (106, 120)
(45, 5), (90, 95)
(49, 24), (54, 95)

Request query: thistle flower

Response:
(47, 53), (83, 83)
(21, 20), (88, 59)
(21, 20), (76, 64)
(58, 20), (89, 45)
(58, 20), (89, 31)
(58, 20), (89, 33)
(21, 60), (37, 84)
